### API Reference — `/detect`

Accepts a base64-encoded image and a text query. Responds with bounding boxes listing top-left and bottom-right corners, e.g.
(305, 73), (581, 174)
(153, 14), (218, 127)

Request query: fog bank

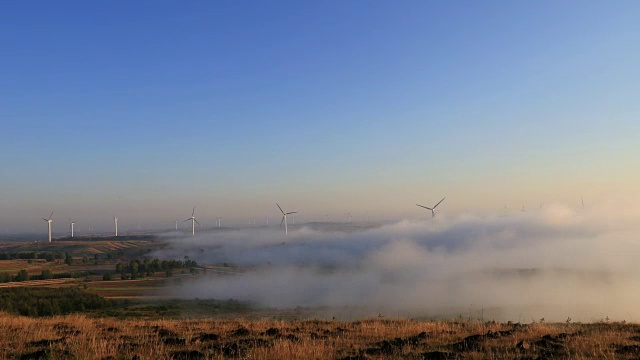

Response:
(152, 203), (640, 321)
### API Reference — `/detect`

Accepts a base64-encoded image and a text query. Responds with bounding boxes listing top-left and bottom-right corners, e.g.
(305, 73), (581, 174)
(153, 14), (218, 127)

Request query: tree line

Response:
(110, 258), (199, 280)
(0, 269), (90, 283)
(0, 287), (112, 316)
(0, 251), (64, 262)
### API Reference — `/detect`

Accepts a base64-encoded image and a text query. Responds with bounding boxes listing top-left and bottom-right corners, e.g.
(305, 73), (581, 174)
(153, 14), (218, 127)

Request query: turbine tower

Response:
(114, 217), (118, 237)
(416, 197), (446, 224)
(42, 212), (53, 243)
(69, 218), (75, 238)
(277, 203), (297, 236)
(183, 207), (200, 235)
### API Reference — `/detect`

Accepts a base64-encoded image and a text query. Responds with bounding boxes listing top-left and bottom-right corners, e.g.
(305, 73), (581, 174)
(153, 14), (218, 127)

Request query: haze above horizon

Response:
(1, 1), (639, 232)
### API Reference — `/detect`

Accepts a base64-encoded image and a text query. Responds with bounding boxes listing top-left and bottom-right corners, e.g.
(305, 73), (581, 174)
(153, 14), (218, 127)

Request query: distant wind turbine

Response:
(42, 212), (53, 243)
(277, 203), (297, 236)
(521, 205), (526, 212)
(216, 217), (222, 228)
(416, 197), (446, 224)
(183, 207), (200, 235)
(114, 217), (119, 237)
(69, 218), (75, 238)
(581, 196), (584, 209)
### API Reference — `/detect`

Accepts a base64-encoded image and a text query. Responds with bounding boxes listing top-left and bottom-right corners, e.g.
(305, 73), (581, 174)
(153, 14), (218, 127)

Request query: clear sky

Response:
(1, 1), (639, 232)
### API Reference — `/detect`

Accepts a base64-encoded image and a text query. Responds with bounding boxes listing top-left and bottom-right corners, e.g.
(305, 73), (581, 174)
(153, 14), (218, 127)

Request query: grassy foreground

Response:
(2, 313), (640, 359)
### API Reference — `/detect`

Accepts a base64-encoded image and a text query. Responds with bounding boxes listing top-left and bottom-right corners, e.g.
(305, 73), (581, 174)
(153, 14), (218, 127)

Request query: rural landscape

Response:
(2, 208), (640, 359)
(2, 1), (640, 359)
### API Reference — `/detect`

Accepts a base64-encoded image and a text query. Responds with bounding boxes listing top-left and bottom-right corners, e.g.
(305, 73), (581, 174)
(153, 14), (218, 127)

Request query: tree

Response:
(41, 269), (53, 280)
(115, 263), (122, 273)
(102, 273), (112, 281)
(15, 269), (29, 282)
(65, 255), (73, 266)
(165, 269), (173, 277)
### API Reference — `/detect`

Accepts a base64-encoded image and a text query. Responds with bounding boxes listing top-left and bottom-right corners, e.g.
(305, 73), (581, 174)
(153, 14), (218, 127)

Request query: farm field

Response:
(0, 237), (160, 257)
(1, 313), (640, 359)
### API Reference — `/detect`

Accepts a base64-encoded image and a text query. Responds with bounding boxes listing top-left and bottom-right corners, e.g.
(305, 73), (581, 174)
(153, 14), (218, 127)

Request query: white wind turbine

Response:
(277, 204), (297, 236)
(183, 207), (200, 235)
(216, 217), (222, 228)
(416, 197), (446, 224)
(42, 212), (54, 243)
(69, 218), (75, 238)
(114, 216), (119, 237)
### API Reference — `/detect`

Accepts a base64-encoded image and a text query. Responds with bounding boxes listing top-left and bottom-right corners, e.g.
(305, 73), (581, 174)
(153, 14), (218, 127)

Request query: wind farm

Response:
(2, 1), (639, 359)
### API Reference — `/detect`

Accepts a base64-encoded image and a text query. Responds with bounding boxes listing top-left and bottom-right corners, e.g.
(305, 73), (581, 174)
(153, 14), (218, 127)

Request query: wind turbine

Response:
(114, 217), (119, 237)
(183, 207), (199, 235)
(416, 197), (446, 224)
(581, 196), (584, 209)
(68, 218), (75, 238)
(521, 205), (526, 212)
(175, 220), (178, 231)
(277, 204), (297, 236)
(216, 217), (222, 228)
(42, 212), (53, 243)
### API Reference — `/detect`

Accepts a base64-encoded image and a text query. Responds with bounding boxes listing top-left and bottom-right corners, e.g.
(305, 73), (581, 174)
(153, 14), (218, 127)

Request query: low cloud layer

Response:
(152, 203), (640, 322)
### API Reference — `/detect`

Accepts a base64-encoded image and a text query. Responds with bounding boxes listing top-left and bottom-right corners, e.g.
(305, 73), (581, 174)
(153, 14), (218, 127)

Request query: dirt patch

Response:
(28, 338), (66, 347)
(364, 332), (428, 355)
(169, 350), (206, 359)
(193, 333), (219, 342)
(230, 327), (250, 337)
(212, 338), (274, 357)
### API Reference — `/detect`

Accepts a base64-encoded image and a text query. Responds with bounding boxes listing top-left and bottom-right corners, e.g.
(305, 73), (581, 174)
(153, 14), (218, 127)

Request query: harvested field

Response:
(85, 278), (169, 298)
(0, 278), (77, 288)
(0, 313), (638, 359)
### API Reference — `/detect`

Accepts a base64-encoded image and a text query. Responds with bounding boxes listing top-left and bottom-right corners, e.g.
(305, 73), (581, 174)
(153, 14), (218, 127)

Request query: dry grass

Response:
(1, 313), (640, 359)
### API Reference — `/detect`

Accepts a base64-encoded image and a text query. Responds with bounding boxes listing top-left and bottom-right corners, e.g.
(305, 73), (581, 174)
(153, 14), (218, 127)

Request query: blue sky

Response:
(1, 1), (639, 232)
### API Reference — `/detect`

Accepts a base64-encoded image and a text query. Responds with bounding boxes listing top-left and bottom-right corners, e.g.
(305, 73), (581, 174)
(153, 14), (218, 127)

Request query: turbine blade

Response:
(433, 197), (446, 209)
(286, 211), (297, 215)
(416, 204), (432, 210)
(48, 212), (54, 220)
(194, 219), (201, 225)
(183, 219), (191, 222)
(43, 218), (48, 222)
(280, 216), (285, 227)
(276, 203), (285, 215)
(192, 207), (195, 216)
